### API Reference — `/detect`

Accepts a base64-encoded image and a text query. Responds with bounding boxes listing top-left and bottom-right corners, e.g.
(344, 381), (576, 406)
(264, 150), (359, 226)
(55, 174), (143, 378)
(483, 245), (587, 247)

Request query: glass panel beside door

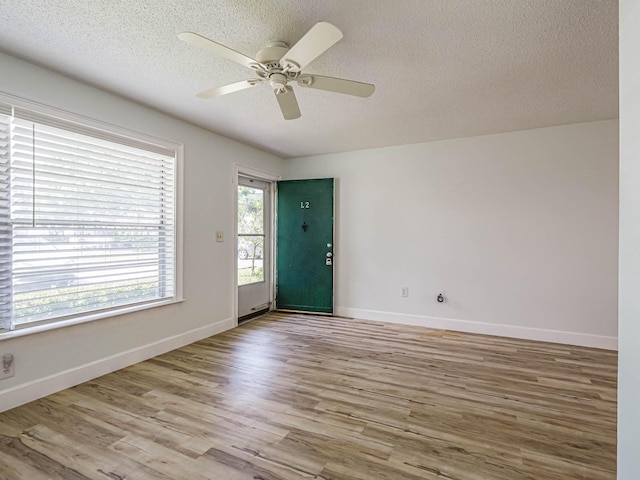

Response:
(237, 176), (271, 320)
(237, 184), (264, 286)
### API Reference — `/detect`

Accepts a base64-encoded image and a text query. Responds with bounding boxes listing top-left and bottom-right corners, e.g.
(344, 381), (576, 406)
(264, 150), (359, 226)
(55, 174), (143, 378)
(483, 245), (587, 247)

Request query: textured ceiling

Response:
(0, 0), (618, 158)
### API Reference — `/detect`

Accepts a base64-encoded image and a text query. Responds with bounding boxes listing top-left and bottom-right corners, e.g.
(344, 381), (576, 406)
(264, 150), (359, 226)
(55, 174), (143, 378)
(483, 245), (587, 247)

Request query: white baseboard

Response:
(335, 307), (618, 350)
(0, 317), (234, 413)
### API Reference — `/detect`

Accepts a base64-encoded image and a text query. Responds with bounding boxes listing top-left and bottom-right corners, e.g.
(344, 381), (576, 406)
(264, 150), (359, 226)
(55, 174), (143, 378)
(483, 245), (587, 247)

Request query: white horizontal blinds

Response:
(10, 112), (175, 326)
(0, 110), (12, 330)
(12, 107), (175, 157)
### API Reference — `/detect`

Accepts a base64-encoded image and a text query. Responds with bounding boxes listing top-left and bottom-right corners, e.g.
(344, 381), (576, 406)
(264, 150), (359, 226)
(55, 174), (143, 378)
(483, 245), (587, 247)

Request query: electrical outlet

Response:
(215, 231), (224, 242)
(0, 354), (14, 380)
(401, 287), (409, 297)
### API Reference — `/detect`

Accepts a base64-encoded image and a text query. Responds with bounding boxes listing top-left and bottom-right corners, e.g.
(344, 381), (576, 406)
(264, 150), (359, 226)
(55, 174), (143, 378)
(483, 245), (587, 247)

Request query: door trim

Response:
(232, 163), (281, 326)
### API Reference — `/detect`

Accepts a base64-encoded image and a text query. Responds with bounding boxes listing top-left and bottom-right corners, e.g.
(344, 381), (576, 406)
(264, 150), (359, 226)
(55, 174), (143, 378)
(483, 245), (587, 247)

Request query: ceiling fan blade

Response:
(280, 22), (343, 72)
(196, 79), (263, 99)
(297, 75), (375, 98)
(178, 32), (263, 70)
(274, 87), (301, 120)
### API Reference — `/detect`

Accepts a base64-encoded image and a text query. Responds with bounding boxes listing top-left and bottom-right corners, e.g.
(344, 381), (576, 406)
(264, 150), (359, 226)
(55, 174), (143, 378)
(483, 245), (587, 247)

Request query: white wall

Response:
(0, 52), (284, 411)
(284, 121), (619, 349)
(618, 1), (639, 477)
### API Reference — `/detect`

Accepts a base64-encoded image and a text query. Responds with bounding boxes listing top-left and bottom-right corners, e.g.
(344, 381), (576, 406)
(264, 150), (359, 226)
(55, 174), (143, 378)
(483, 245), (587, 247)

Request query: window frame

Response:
(0, 92), (184, 338)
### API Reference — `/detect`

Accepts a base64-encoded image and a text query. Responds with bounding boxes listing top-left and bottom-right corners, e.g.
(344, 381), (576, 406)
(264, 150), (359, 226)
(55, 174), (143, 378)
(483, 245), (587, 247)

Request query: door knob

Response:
(326, 252), (333, 258)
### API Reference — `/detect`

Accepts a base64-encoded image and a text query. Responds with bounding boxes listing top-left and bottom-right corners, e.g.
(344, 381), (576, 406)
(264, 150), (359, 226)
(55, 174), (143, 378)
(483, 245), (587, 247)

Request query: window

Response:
(237, 184), (265, 286)
(0, 99), (179, 332)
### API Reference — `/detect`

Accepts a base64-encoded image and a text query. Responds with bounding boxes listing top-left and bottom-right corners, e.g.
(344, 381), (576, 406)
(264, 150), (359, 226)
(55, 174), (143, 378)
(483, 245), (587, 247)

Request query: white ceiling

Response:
(0, 0), (618, 159)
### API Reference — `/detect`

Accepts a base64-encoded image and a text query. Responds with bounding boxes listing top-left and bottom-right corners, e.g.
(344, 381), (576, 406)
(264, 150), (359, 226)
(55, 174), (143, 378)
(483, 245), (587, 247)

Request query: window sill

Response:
(0, 298), (185, 341)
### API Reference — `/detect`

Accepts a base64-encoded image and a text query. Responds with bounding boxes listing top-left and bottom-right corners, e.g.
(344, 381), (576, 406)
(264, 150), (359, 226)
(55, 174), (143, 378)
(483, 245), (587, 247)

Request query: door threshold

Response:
(275, 309), (334, 316)
(238, 308), (270, 325)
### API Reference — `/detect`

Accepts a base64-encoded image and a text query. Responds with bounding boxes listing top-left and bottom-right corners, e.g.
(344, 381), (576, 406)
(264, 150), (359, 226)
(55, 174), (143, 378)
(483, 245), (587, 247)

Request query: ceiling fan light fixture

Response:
(269, 73), (289, 91)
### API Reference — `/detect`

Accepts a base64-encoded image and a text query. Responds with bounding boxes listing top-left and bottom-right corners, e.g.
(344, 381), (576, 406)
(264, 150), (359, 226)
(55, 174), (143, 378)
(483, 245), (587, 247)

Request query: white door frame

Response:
(232, 163), (281, 325)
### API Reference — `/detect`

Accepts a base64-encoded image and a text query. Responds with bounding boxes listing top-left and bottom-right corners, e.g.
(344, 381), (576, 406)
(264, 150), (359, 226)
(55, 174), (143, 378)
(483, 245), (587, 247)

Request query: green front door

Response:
(276, 178), (334, 314)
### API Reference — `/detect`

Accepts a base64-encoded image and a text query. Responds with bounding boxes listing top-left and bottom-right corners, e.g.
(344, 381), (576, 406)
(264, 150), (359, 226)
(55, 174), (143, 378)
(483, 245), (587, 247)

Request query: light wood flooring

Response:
(0, 312), (617, 479)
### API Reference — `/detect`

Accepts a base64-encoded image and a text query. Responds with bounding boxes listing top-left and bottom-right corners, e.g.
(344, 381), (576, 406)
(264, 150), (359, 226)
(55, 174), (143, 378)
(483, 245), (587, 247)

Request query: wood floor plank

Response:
(0, 448), (57, 480)
(0, 431), (92, 480)
(0, 312), (617, 479)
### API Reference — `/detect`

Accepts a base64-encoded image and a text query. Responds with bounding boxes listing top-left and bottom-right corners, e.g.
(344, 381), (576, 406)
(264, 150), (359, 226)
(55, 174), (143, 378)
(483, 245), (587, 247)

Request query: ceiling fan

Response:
(178, 22), (375, 120)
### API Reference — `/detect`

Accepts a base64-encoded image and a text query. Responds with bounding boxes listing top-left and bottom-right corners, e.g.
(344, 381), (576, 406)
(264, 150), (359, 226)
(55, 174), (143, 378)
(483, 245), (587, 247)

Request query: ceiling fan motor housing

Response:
(256, 41), (289, 66)
(254, 41), (300, 90)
